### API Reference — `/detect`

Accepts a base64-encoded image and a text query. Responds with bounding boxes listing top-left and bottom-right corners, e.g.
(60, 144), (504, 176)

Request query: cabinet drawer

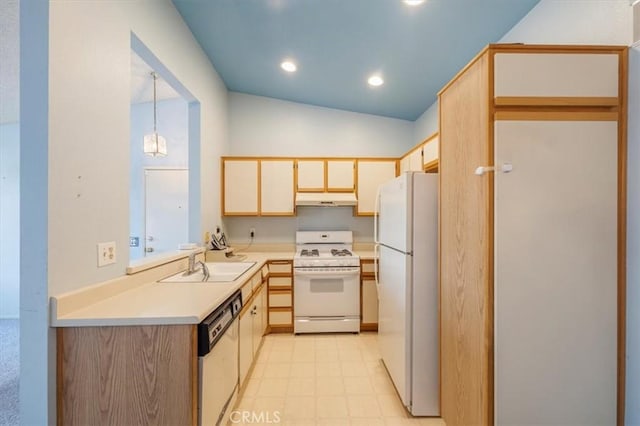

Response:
(269, 276), (292, 288)
(269, 292), (292, 308)
(251, 272), (262, 292)
(494, 53), (619, 99)
(269, 310), (292, 325)
(361, 261), (376, 274)
(268, 262), (292, 274)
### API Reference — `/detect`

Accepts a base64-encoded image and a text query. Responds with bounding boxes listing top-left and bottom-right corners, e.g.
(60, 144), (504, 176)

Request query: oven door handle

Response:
(294, 269), (360, 278)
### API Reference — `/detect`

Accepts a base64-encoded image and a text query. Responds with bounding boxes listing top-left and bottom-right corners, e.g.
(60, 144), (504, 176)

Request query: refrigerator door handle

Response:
(374, 187), (381, 244)
(374, 243), (380, 299)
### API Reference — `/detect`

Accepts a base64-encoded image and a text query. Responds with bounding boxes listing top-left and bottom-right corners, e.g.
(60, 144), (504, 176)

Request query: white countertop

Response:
(51, 252), (293, 327)
(51, 249), (375, 328)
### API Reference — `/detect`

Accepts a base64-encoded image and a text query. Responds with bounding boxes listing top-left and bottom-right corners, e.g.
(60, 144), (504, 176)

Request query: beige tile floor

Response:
(231, 332), (445, 426)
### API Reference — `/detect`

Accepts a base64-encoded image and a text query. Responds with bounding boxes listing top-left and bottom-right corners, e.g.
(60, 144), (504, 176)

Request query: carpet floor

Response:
(0, 319), (19, 426)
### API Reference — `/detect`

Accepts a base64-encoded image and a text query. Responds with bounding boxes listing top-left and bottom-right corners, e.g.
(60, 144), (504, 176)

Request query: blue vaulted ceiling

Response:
(172, 0), (541, 121)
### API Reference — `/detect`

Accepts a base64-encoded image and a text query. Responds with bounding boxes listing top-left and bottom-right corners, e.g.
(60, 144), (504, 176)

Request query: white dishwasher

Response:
(198, 290), (242, 426)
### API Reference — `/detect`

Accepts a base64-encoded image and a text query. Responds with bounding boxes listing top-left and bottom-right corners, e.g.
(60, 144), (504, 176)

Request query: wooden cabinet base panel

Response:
(360, 323), (378, 332)
(58, 325), (196, 426)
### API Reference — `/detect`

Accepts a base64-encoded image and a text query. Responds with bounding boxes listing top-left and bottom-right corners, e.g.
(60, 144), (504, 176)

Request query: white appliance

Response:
(293, 231), (361, 334)
(198, 290), (242, 426)
(374, 172), (439, 416)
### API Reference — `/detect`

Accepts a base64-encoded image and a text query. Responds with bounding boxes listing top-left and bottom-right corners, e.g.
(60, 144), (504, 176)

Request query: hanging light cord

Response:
(151, 71), (158, 133)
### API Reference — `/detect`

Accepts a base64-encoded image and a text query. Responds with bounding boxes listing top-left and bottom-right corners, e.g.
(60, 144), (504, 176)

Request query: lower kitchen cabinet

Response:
(239, 283), (267, 387)
(360, 259), (378, 331)
(267, 260), (294, 332)
(57, 325), (197, 426)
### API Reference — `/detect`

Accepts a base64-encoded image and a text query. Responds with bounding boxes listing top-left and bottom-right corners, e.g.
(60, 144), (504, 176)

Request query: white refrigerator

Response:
(374, 171), (439, 416)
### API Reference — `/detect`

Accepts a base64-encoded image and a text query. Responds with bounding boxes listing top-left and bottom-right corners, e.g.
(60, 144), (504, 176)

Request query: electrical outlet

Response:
(250, 227), (256, 239)
(97, 241), (116, 267)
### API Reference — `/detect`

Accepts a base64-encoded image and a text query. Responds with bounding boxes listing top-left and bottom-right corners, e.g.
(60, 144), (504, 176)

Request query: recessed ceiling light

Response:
(280, 60), (297, 73)
(368, 75), (384, 87)
(403, 0), (425, 5)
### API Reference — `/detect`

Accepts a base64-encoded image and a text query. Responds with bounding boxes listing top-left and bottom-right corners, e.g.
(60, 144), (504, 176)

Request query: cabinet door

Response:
(423, 135), (439, 170)
(327, 159), (355, 191)
(296, 160), (324, 192)
(494, 119), (618, 425)
(223, 159), (259, 215)
(494, 53), (619, 99)
(399, 155), (411, 174)
(408, 148), (422, 172)
(252, 286), (265, 356)
(356, 160), (397, 215)
(238, 308), (253, 386)
(361, 278), (378, 324)
(439, 51), (491, 426)
(261, 160), (295, 215)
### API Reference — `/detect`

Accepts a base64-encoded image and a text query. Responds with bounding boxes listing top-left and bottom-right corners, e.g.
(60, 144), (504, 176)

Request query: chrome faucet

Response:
(185, 252), (198, 275)
(198, 260), (210, 282)
(183, 252), (210, 281)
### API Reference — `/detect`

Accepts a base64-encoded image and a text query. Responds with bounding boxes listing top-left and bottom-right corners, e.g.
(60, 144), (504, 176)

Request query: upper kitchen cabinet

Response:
(223, 158), (259, 216)
(260, 159), (295, 216)
(422, 133), (439, 172)
(399, 144), (423, 174)
(326, 159), (355, 191)
(438, 44), (627, 426)
(356, 159), (397, 216)
(222, 158), (295, 216)
(296, 159), (355, 192)
(296, 159), (325, 192)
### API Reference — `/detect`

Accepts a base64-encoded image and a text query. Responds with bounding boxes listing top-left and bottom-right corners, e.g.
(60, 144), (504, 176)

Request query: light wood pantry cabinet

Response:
(360, 259), (378, 331)
(267, 260), (293, 333)
(296, 158), (355, 192)
(422, 133), (438, 172)
(222, 157), (295, 216)
(57, 325), (197, 425)
(438, 44), (627, 426)
(355, 159), (397, 215)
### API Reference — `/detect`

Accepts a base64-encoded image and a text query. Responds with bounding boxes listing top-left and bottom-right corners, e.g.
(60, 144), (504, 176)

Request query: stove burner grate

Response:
(331, 249), (353, 257)
(301, 249), (319, 257)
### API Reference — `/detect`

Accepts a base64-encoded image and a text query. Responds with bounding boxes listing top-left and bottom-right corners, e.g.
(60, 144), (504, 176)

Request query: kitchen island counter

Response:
(50, 252), (294, 327)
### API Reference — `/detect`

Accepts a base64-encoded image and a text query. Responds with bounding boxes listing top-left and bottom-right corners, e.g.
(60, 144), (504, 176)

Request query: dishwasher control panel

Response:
(197, 290), (242, 356)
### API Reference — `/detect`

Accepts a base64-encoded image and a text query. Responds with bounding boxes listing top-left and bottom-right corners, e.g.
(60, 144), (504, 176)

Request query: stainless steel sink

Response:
(160, 261), (256, 283)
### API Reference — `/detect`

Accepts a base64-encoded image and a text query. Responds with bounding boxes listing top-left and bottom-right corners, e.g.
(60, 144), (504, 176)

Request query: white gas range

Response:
(293, 231), (361, 334)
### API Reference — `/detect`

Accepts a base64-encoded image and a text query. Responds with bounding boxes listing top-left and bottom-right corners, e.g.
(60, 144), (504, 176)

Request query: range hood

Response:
(295, 192), (358, 207)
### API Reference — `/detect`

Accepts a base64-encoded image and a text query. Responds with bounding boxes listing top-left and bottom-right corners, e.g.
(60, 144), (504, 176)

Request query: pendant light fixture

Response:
(143, 72), (168, 157)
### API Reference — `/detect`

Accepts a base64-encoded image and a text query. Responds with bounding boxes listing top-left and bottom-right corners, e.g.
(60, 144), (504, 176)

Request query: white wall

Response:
(129, 98), (188, 260)
(500, 0), (631, 44)
(229, 92), (413, 157)
(496, 0), (637, 423)
(20, 1), (229, 423)
(0, 122), (19, 318)
(413, 102), (438, 144)
(225, 92), (413, 243)
(627, 46), (640, 426)
(225, 208), (374, 246)
(48, 0), (228, 297)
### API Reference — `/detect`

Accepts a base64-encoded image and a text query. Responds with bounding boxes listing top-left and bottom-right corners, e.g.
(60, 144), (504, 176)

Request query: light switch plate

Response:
(97, 241), (116, 267)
